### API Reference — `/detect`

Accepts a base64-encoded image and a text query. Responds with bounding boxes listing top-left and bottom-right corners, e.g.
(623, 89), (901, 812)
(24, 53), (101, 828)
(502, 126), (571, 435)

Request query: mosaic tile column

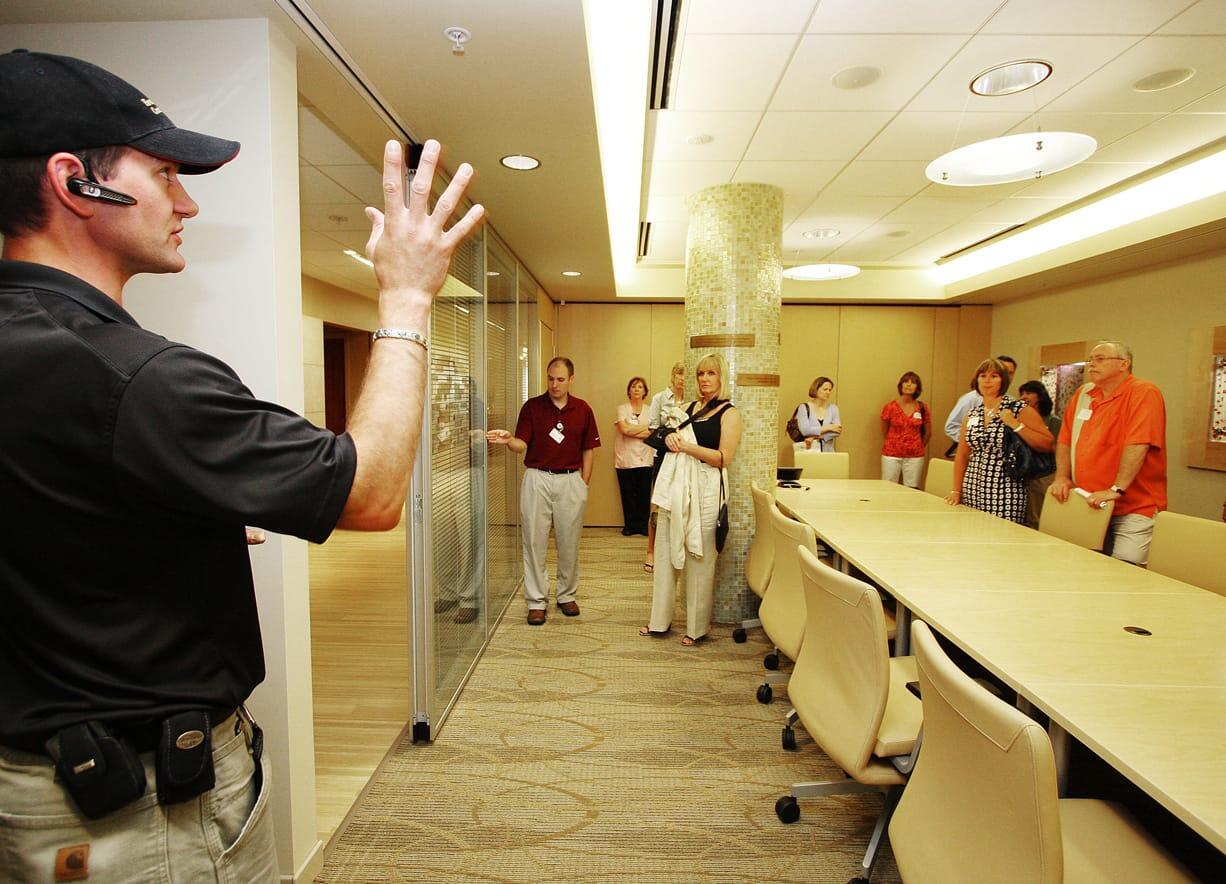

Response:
(685, 183), (782, 623)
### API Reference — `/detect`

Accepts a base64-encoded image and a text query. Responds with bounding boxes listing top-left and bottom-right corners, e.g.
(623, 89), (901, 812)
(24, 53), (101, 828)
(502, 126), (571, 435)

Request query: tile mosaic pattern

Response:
(685, 183), (783, 622)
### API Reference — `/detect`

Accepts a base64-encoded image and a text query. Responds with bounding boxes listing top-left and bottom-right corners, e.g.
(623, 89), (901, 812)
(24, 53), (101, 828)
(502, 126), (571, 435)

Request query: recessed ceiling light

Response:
(343, 249), (373, 268)
(782, 263), (861, 281)
(1133, 68), (1195, 92)
(686, 134), (714, 145)
(561, 270), (582, 277)
(927, 132), (1097, 186)
(831, 66), (881, 90)
(500, 154), (540, 171)
(802, 228), (840, 240)
(486, 270), (500, 277)
(970, 60), (1052, 96)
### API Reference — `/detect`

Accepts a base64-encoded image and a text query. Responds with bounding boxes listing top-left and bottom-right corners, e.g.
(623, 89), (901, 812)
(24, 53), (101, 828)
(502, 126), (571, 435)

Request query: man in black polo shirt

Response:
(0, 50), (483, 881)
(487, 356), (600, 625)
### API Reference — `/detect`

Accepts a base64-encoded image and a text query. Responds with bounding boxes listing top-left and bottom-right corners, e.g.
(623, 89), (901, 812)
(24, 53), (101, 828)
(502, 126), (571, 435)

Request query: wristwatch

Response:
(1109, 484), (1126, 496)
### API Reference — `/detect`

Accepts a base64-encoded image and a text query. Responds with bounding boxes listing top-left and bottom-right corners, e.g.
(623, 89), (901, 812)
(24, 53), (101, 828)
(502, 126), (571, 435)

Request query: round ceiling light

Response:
(802, 227), (841, 240)
(926, 131), (1097, 186)
(782, 263), (861, 281)
(832, 66), (881, 90)
(561, 270), (582, 277)
(500, 154), (540, 171)
(970, 60), (1053, 96)
(1133, 67), (1195, 92)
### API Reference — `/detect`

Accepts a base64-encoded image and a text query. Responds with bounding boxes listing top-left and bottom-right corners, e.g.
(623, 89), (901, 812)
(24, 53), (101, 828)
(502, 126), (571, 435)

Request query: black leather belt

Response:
(3, 706), (237, 756)
(539, 468), (578, 474)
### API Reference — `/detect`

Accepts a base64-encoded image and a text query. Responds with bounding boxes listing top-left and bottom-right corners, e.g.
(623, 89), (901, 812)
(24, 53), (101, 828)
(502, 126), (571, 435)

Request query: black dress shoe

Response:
(621, 527), (633, 536)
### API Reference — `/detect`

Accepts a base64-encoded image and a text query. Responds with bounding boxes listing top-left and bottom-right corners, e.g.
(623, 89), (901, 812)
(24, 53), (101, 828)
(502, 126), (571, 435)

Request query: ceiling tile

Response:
(1043, 36), (1226, 114)
(808, 0), (1002, 33)
(1004, 112), (1162, 150)
(883, 194), (996, 224)
(917, 179), (1035, 200)
(300, 166), (360, 204)
(643, 191), (691, 223)
(317, 164), (384, 207)
(906, 35), (1138, 112)
(980, 0), (1192, 35)
(860, 111), (1027, 161)
(1182, 85), (1226, 112)
(672, 34), (797, 111)
(824, 162), (931, 198)
(644, 220), (688, 261)
(746, 111), (894, 161)
(300, 202), (371, 233)
(644, 160), (739, 199)
(1159, 0), (1226, 35)
(771, 34), (967, 112)
(684, 0), (817, 34)
(731, 161), (845, 222)
(967, 197), (1067, 224)
(648, 110), (762, 163)
(1009, 162), (1154, 199)
(1089, 112), (1226, 162)
(889, 222), (1012, 265)
(829, 222), (948, 261)
(787, 194), (908, 241)
(298, 107), (368, 166)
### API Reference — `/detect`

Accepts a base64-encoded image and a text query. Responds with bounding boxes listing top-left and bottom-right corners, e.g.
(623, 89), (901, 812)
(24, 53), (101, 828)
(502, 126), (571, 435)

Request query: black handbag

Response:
(715, 472), (729, 553)
(1002, 426), (1055, 481)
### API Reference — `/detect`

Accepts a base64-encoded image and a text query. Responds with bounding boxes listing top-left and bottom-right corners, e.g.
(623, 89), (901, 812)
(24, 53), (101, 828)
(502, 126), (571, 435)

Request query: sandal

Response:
(639, 625), (670, 637)
(643, 561), (654, 573)
(681, 634), (707, 647)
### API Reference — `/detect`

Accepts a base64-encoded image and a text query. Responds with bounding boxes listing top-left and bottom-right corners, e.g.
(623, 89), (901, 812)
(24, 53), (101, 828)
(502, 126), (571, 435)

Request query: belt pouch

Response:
(46, 721), (147, 819)
(156, 710), (215, 804)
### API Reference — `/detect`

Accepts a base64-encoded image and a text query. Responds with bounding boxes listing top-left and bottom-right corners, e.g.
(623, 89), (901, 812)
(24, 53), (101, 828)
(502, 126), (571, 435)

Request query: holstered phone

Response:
(156, 710), (216, 805)
(45, 722), (146, 819)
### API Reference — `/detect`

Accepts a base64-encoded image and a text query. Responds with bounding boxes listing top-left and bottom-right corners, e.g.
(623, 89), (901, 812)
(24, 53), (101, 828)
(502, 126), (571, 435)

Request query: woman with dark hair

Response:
(1017, 379), (1061, 528)
(880, 371), (930, 488)
(947, 360), (1054, 523)
(793, 376), (842, 452)
(614, 376), (653, 536)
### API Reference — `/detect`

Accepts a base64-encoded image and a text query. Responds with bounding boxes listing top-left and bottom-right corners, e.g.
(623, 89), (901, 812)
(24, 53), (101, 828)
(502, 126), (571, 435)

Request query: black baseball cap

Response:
(0, 49), (240, 174)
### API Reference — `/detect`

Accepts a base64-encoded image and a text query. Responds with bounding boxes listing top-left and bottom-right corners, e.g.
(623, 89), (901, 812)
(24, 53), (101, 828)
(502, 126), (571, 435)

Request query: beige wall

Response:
(991, 250), (1226, 520)
(559, 303), (991, 525)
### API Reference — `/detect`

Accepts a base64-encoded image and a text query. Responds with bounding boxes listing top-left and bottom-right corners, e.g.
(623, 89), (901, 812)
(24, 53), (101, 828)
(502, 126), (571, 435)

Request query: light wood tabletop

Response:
(778, 478), (1226, 853)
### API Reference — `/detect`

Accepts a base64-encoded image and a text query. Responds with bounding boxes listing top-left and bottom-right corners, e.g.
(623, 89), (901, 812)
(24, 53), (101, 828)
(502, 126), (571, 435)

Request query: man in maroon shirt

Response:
(488, 357), (601, 624)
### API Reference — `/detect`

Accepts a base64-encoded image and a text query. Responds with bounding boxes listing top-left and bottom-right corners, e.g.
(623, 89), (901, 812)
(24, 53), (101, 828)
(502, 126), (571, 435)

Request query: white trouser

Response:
(882, 455), (924, 488)
(648, 464), (720, 639)
(520, 467), (589, 609)
(1105, 512), (1155, 565)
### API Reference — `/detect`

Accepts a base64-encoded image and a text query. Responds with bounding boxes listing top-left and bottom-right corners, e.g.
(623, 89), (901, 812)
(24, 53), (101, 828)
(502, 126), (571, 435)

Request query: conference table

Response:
(773, 479), (1226, 856)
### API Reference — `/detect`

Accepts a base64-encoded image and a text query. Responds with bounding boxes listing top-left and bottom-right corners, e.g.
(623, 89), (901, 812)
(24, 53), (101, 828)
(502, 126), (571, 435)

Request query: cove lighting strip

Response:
(582, 0), (652, 284)
(934, 147), (1226, 285)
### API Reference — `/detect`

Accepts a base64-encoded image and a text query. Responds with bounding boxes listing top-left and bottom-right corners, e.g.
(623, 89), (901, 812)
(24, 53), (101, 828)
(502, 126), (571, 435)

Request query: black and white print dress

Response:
(961, 396), (1027, 523)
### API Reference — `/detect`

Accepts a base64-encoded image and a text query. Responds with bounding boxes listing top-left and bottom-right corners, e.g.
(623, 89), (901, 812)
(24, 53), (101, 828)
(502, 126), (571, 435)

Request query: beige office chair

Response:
(756, 503), (818, 705)
(890, 621), (1193, 883)
(734, 481), (776, 643)
(1038, 492), (1115, 550)
(1147, 511), (1226, 596)
(923, 457), (953, 498)
(794, 449), (850, 479)
(775, 545), (922, 882)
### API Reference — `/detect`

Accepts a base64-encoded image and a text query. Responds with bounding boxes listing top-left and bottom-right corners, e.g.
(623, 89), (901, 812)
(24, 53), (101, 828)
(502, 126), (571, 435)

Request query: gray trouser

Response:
(521, 467), (589, 609)
(0, 714), (276, 883)
(1105, 512), (1155, 565)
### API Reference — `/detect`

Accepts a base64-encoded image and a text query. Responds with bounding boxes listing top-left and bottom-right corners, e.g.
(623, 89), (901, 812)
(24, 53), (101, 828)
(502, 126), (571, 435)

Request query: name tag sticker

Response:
(967, 414), (980, 427)
(912, 411), (923, 421)
(1077, 408), (1093, 422)
(549, 428), (565, 444)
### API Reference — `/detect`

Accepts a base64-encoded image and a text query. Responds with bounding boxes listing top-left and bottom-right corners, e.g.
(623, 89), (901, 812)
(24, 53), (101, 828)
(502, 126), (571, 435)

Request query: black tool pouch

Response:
(156, 710), (216, 805)
(45, 722), (147, 819)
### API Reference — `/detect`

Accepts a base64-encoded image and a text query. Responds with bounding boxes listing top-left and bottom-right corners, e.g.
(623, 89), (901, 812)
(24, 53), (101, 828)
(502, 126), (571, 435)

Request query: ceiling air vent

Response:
(649, 0), (683, 110)
(938, 224), (1024, 262)
(638, 221), (653, 259)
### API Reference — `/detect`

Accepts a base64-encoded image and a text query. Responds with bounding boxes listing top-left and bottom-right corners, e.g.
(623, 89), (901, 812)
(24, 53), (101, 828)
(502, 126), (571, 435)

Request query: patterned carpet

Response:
(316, 528), (901, 883)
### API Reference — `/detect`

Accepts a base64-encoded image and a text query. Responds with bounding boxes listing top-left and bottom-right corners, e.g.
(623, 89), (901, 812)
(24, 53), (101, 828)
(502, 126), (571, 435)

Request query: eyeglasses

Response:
(1088, 355), (1126, 365)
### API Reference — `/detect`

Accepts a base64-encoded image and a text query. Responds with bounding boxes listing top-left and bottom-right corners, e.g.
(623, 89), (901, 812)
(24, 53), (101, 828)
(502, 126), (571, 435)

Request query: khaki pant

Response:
(0, 715), (275, 883)
(882, 455), (924, 488)
(1105, 512), (1156, 565)
(520, 468), (589, 610)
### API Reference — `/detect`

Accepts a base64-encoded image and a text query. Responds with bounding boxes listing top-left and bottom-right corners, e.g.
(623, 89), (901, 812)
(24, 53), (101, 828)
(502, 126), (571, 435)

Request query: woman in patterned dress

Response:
(946, 358), (1054, 522)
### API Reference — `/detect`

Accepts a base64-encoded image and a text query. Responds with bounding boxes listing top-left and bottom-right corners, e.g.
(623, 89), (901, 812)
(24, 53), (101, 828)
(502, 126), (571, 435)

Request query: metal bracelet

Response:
(371, 328), (429, 351)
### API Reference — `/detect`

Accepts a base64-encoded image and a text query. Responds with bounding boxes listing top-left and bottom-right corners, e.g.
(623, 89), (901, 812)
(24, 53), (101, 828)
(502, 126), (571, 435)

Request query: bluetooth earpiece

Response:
(67, 177), (137, 205)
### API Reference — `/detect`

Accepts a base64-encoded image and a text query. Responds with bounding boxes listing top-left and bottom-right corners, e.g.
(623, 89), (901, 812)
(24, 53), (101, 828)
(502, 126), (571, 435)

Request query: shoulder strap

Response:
(1069, 382), (1096, 481)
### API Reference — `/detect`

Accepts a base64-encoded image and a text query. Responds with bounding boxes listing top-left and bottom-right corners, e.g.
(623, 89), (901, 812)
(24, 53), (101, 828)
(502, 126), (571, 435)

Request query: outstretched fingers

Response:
(407, 139), (440, 221)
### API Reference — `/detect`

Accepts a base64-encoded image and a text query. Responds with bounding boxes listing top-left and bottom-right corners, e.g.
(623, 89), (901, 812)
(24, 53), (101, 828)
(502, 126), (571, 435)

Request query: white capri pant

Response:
(648, 463), (721, 640)
(881, 455), (924, 488)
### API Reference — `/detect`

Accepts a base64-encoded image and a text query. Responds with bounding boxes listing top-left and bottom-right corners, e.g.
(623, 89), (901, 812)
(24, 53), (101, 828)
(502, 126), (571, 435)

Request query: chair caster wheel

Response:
(732, 628), (747, 643)
(775, 795), (800, 823)
(849, 878), (870, 883)
(756, 683), (773, 704)
(782, 725), (797, 751)
(764, 652), (780, 670)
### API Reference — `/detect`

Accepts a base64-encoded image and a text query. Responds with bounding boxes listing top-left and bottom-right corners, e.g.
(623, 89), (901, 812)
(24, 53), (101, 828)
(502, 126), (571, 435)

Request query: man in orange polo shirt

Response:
(1050, 340), (1167, 564)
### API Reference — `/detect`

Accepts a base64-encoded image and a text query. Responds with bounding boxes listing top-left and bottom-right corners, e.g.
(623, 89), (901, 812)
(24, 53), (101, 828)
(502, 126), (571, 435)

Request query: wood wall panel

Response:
(778, 306), (841, 465)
